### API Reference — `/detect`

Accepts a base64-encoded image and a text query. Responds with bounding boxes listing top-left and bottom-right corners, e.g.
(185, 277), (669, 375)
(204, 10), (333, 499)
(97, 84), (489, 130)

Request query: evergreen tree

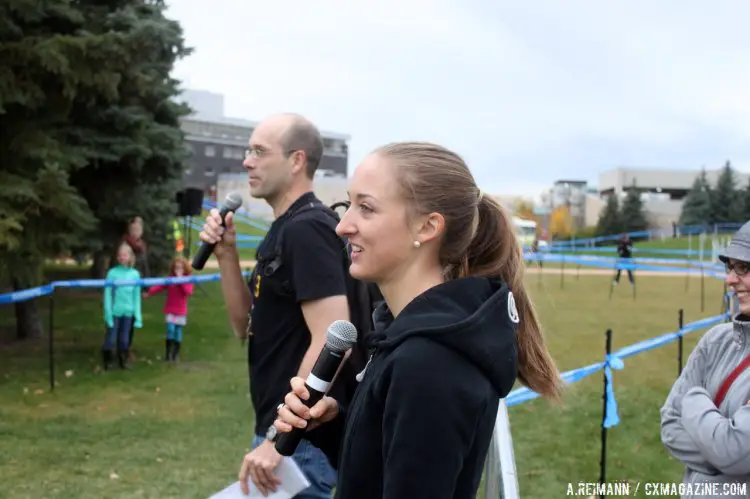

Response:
(620, 181), (649, 232)
(710, 160), (742, 224)
(0, 0), (190, 339)
(741, 177), (750, 223)
(679, 169), (712, 227)
(68, 0), (192, 278)
(0, 1), (118, 339)
(596, 195), (623, 237)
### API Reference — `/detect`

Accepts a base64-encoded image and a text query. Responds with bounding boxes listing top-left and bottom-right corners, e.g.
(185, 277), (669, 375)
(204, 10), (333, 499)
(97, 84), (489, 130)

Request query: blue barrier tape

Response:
(504, 312), (730, 425)
(185, 217), (262, 242)
(603, 353), (624, 428)
(0, 271), (253, 305)
(535, 253), (724, 269)
(549, 223), (741, 247)
(526, 253), (725, 277)
(202, 201), (271, 231)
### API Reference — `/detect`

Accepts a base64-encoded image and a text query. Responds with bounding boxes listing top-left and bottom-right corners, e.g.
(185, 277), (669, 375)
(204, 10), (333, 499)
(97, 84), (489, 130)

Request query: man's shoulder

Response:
(281, 204), (340, 244)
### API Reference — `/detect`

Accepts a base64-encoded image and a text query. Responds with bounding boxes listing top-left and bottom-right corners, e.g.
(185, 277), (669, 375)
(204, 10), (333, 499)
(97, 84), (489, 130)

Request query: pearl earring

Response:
(413, 240), (421, 248)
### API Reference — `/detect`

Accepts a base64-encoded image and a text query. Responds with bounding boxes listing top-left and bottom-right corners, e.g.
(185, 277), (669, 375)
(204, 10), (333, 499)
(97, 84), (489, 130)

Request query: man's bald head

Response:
(264, 113), (324, 179)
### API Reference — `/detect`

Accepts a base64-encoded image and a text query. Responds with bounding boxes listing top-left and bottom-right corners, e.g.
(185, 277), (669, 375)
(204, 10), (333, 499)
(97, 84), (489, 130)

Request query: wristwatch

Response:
(265, 424), (278, 442)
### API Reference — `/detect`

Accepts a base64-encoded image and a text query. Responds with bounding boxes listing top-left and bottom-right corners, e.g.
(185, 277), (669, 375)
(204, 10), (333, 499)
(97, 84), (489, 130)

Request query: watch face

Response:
(266, 425), (277, 441)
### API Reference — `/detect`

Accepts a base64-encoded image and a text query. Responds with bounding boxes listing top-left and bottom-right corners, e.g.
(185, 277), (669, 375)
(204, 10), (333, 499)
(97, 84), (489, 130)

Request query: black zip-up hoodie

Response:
(306, 276), (519, 499)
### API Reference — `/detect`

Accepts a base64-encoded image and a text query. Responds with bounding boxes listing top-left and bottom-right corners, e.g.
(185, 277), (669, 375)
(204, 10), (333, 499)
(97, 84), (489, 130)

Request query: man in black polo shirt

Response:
(199, 113), (349, 498)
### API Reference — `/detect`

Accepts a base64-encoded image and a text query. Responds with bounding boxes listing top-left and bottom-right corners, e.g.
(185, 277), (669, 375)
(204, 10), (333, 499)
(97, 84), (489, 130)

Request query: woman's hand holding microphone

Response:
(274, 376), (340, 434)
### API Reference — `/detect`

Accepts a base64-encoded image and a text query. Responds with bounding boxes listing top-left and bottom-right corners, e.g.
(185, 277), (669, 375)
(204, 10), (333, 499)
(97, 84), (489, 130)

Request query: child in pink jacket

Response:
(145, 256), (194, 361)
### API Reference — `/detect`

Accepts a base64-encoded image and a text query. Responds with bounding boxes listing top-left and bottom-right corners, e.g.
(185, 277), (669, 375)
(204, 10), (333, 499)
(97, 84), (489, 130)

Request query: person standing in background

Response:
(613, 233), (634, 286)
(144, 256), (194, 362)
(121, 216), (150, 359)
(102, 243), (143, 370)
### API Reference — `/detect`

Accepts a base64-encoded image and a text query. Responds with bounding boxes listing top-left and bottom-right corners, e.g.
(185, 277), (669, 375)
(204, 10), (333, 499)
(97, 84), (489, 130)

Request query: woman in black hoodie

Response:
(261, 141), (563, 498)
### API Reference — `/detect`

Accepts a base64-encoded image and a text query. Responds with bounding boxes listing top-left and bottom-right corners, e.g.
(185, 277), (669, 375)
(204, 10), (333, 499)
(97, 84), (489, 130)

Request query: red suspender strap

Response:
(714, 353), (750, 408)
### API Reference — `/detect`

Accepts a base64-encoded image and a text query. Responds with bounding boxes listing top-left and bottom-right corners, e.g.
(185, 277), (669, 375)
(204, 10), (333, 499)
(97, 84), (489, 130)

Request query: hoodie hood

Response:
(368, 276), (518, 398)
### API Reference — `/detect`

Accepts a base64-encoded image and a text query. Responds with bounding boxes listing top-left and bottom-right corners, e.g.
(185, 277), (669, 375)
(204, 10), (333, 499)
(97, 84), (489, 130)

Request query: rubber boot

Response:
(165, 339), (173, 361)
(118, 349), (132, 370)
(172, 341), (181, 362)
(102, 350), (114, 371)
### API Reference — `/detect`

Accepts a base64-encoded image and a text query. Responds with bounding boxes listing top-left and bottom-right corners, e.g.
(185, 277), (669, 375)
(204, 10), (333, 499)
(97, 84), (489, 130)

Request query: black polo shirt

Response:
(247, 192), (348, 437)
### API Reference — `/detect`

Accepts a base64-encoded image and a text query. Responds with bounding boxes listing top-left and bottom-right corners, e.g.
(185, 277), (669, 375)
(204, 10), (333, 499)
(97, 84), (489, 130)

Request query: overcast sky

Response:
(165, 0), (750, 199)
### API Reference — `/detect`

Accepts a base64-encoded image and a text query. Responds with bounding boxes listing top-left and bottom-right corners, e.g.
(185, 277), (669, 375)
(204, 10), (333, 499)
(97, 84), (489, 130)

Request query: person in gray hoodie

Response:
(660, 221), (750, 498)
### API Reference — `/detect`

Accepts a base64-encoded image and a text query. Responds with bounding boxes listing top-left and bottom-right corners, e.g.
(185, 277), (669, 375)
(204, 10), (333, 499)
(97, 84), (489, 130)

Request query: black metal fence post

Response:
(48, 294), (55, 392)
(599, 328), (613, 499)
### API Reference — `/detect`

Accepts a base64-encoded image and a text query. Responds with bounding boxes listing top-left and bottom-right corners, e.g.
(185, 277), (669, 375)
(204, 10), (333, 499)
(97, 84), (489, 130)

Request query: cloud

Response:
(166, 0), (750, 197)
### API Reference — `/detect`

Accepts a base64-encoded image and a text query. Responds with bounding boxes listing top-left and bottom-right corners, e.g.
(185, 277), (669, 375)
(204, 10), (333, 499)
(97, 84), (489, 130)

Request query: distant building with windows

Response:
(585, 166), (750, 231)
(178, 89), (351, 192)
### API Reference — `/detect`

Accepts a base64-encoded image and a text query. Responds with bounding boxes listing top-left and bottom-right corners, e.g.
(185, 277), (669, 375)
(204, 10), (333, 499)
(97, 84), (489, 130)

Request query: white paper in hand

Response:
(209, 457), (311, 499)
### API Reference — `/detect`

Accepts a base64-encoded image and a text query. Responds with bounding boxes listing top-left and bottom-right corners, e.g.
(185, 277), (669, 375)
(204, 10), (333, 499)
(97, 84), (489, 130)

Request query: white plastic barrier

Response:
(483, 399), (520, 499)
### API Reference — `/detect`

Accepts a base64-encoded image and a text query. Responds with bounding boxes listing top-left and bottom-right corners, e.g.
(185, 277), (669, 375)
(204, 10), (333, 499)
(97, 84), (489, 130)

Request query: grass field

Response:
(0, 266), (728, 498)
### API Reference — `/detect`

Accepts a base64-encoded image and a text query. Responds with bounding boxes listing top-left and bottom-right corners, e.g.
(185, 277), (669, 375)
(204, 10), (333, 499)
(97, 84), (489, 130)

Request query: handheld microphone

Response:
(191, 192), (244, 271)
(275, 320), (358, 456)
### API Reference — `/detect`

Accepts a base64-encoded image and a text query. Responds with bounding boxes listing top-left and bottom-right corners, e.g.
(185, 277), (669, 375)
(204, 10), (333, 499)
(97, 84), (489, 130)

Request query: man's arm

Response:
(298, 296), (349, 377)
(284, 217), (349, 378)
(216, 248), (253, 338)
(659, 337), (719, 475)
(681, 386), (750, 475)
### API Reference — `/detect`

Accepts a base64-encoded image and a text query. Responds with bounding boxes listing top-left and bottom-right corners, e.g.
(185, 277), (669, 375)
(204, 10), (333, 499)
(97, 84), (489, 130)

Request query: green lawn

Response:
(0, 267), (728, 498)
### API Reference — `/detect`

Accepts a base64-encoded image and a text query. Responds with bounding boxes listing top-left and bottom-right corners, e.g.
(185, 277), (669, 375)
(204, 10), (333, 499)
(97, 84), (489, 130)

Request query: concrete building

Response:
(177, 89), (351, 192)
(587, 166), (750, 231)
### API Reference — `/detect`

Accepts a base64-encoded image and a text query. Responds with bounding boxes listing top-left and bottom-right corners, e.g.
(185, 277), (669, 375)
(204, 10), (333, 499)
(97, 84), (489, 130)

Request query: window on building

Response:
(222, 147), (233, 159)
(205, 145), (216, 157)
(204, 168), (215, 177)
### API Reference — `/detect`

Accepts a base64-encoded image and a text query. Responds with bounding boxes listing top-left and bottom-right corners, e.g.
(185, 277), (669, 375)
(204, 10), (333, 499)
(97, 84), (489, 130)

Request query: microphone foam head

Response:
(224, 192), (244, 211)
(326, 320), (358, 353)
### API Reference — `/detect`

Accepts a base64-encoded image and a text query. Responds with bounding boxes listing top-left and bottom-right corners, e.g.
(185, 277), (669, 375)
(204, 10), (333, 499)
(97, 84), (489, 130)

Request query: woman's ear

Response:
(413, 212), (445, 246)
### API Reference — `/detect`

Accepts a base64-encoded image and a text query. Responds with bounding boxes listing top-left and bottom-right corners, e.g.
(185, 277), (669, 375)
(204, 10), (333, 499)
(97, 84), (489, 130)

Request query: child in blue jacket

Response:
(102, 243), (143, 370)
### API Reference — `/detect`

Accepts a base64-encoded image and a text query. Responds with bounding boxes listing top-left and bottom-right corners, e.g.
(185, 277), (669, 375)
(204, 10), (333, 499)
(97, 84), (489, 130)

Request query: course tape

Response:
(504, 312), (730, 429)
(525, 253), (727, 279)
(531, 253), (724, 270)
(2, 252), (727, 305)
(202, 201), (271, 231)
(549, 223), (741, 247)
(0, 271), (253, 305)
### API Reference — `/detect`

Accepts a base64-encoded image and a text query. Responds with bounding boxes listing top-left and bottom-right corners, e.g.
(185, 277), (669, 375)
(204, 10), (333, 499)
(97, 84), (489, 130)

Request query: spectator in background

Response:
(102, 243), (143, 370)
(144, 256), (194, 362)
(121, 216), (150, 359)
(660, 221), (750, 495)
(613, 233), (634, 286)
(122, 216), (150, 278)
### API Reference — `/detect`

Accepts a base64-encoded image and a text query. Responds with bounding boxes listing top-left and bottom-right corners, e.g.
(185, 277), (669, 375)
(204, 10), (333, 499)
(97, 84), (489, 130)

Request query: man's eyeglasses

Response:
(244, 149), (265, 160)
(725, 260), (750, 276)
(244, 148), (302, 160)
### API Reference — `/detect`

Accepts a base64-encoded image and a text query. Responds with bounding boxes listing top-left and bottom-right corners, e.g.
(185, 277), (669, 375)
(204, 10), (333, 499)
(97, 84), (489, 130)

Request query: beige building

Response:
(585, 166), (750, 232)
